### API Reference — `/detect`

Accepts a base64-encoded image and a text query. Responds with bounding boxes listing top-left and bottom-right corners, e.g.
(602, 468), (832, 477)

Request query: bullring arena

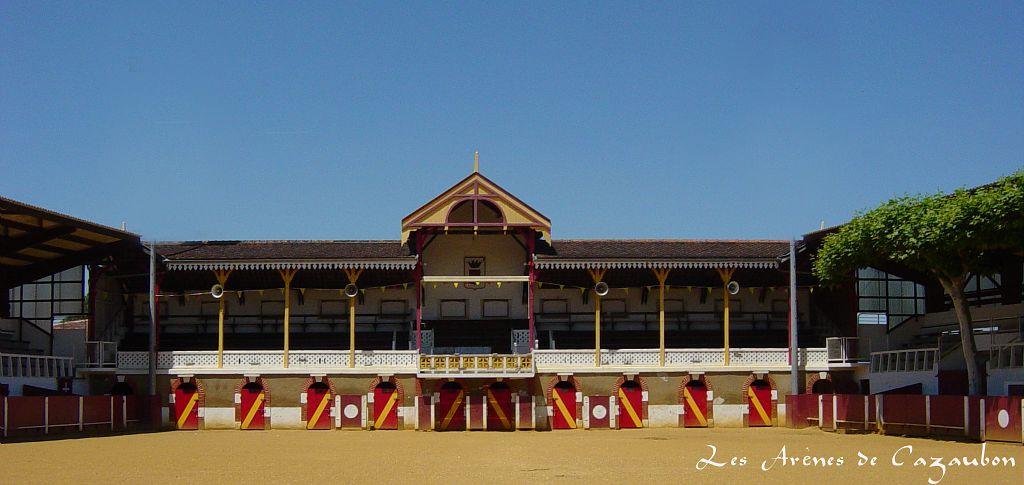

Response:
(1, 167), (1022, 484)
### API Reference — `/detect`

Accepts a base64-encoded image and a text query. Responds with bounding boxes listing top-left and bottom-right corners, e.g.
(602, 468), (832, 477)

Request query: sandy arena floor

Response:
(1, 428), (1020, 484)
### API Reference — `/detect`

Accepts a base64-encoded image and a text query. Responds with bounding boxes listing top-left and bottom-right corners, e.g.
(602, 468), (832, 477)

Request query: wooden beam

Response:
(1, 240), (139, 289)
(278, 269), (298, 368)
(213, 270), (232, 369)
(0, 217), (108, 247)
(653, 269), (670, 367)
(0, 225), (75, 256)
(344, 269), (362, 368)
(716, 268), (736, 366)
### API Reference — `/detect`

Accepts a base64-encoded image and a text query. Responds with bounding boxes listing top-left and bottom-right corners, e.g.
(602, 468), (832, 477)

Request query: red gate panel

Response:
(7, 396), (45, 435)
(551, 385), (577, 430)
(436, 385), (465, 431)
(239, 387), (266, 430)
(747, 383), (772, 427)
(416, 395), (432, 431)
(338, 394), (364, 429)
(682, 384), (709, 428)
(486, 386), (514, 431)
(467, 395), (485, 430)
(617, 386), (643, 429)
(372, 386), (399, 430)
(585, 395), (611, 429)
(515, 394), (535, 430)
(305, 388), (333, 430)
(173, 385), (199, 430)
(985, 396), (1022, 443)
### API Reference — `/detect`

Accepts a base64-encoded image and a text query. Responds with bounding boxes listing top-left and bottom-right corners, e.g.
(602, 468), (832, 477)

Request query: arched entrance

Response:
(616, 380), (644, 428)
(485, 381), (514, 431)
(551, 380), (578, 429)
(746, 379), (773, 427)
(436, 381), (466, 431)
(173, 381), (200, 430)
(305, 382), (333, 430)
(681, 380), (709, 428)
(372, 381), (400, 430)
(240, 381), (267, 430)
(811, 379), (835, 394)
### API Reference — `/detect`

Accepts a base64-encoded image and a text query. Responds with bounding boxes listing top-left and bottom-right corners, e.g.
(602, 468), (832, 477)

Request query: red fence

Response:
(786, 394), (1021, 444)
(2, 395), (155, 438)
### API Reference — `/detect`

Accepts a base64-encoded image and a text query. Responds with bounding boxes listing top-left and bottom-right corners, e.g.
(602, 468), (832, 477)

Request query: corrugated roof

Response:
(537, 239), (789, 260)
(157, 240), (411, 261)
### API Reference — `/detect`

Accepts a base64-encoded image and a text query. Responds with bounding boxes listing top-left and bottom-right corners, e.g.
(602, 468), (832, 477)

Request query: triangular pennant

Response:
(496, 281), (502, 288)
(403, 283), (409, 290)
(558, 285), (564, 290)
(453, 282), (459, 288)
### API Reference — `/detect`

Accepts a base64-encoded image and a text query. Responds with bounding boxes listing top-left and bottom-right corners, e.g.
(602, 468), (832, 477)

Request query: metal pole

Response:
(148, 241), (156, 396)
(789, 238), (799, 395)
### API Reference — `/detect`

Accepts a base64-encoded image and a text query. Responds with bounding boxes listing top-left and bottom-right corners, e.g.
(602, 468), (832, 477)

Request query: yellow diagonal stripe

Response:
(486, 388), (511, 430)
(683, 388), (707, 427)
(551, 389), (576, 429)
(307, 392), (331, 430)
(440, 390), (464, 431)
(617, 389), (643, 428)
(241, 392), (265, 430)
(747, 387), (771, 425)
(176, 392), (198, 429)
(374, 391), (399, 429)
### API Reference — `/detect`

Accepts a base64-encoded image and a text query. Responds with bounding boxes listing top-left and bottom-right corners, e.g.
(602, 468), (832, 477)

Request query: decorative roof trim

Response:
(533, 260), (779, 270)
(166, 259), (417, 271)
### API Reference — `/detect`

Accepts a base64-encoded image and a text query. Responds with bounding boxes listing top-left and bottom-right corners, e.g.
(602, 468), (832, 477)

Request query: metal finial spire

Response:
(473, 151), (479, 173)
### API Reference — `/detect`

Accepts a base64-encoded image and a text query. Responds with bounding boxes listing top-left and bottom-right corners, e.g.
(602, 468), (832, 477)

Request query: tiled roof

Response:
(538, 239), (789, 261)
(157, 240), (411, 261)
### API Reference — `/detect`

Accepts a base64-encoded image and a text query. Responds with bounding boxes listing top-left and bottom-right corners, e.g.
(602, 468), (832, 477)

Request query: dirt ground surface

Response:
(1, 428), (1021, 484)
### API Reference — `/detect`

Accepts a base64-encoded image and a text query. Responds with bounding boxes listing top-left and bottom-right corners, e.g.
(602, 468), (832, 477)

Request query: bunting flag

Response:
(686, 286), (692, 292)
(299, 288), (307, 296)
(432, 283), (438, 289)
(558, 284), (564, 290)
(496, 281), (502, 288)
(453, 282), (459, 288)
(749, 287), (756, 295)
(623, 288), (629, 295)
(403, 283), (409, 290)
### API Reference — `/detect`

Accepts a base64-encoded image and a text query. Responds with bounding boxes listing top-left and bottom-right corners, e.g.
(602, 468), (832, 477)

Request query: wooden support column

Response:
(652, 269), (671, 367)
(344, 268), (364, 368)
(716, 268), (736, 366)
(414, 232), (425, 353)
(213, 269), (232, 368)
(588, 268), (607, 368)
(526, 231), (536, 352)
(278, 269), (298, 368)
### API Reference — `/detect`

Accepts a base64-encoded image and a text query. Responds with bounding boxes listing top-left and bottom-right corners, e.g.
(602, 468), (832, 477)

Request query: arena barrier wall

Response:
(1, 395), (152, 438)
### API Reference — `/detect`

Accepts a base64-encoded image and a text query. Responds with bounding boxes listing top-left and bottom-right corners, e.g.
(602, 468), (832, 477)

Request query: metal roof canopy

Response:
(0, 195), (141, 289)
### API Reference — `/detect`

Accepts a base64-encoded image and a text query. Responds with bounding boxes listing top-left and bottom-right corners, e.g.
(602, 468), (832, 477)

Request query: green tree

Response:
(813, 171), (1024, 395)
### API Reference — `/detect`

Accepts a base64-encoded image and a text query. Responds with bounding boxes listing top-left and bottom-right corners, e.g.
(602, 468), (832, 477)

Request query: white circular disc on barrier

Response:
(593, 404), (607, 420)
(997, 409), (1009, 428)
(344, 404), (359, 419)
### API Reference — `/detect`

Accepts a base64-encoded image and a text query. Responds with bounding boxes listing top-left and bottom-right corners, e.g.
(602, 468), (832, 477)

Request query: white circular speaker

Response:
(210, 284), (225, 299)
(594, 281), (610, 296)
(727, 281), (740, 295)
(344, 283), (359, 298)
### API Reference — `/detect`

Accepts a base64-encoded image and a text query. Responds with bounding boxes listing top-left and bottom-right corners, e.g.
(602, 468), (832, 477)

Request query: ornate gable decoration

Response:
(401, 172), (551, 243)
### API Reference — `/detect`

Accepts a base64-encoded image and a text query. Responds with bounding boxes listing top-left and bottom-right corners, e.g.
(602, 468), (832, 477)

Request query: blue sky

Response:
(1, 2), (1021, 242)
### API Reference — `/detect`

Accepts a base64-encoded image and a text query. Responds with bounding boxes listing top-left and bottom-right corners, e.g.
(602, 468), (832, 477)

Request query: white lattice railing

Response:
(533, 348), (827, 370)
(117, 350), (418, 371)
(116, 347), (828, 372)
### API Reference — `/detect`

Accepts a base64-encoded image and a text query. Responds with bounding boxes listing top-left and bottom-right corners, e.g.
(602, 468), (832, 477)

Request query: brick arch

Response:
(486, 378), (525, 395)
(741, 373), (778, 427)
(169, 376), (206, 429)
(612, 375), (649, 424)
(544, 375), (583, 405)
(677, 374), (715, 427)
(233, 376), (272, 429)
(301, 376), (338, 423)
(369, 376), (406, 403)
(806, 372), (833, 394)
(677, 374), (715, 400)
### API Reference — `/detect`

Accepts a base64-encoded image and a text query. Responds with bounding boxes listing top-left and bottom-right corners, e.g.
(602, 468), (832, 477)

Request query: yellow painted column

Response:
(213, 270), (232, 368)
(345, 268), (363, 368)
(279, 269), (297, 368)
(588, 268), (606, 368)
(654, 269), (670, 367)
(717, 268), (735, 366)
(594, 294), (601, 367)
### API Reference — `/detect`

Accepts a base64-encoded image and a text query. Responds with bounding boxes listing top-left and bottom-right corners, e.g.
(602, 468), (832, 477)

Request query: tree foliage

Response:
(814, 171), (1024, 284)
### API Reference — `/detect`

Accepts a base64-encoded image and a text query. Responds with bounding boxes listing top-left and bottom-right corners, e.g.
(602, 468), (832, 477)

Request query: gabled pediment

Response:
(401, 172), (551, 243)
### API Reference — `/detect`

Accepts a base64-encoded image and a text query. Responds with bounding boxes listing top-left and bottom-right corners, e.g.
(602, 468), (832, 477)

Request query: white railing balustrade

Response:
(0, 353), (73, 378)
(117, 350), (418, 371)
(988, 342), (1024, 369)
(869, 348), (938, 373)
(533, 347), (827, 370)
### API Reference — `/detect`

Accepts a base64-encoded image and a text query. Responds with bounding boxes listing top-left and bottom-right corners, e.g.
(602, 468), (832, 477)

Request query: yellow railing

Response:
(418, 354), (533, 373)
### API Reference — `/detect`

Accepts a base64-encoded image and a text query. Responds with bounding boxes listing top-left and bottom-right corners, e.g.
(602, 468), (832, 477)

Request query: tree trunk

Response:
(938, 276), (982, 395)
